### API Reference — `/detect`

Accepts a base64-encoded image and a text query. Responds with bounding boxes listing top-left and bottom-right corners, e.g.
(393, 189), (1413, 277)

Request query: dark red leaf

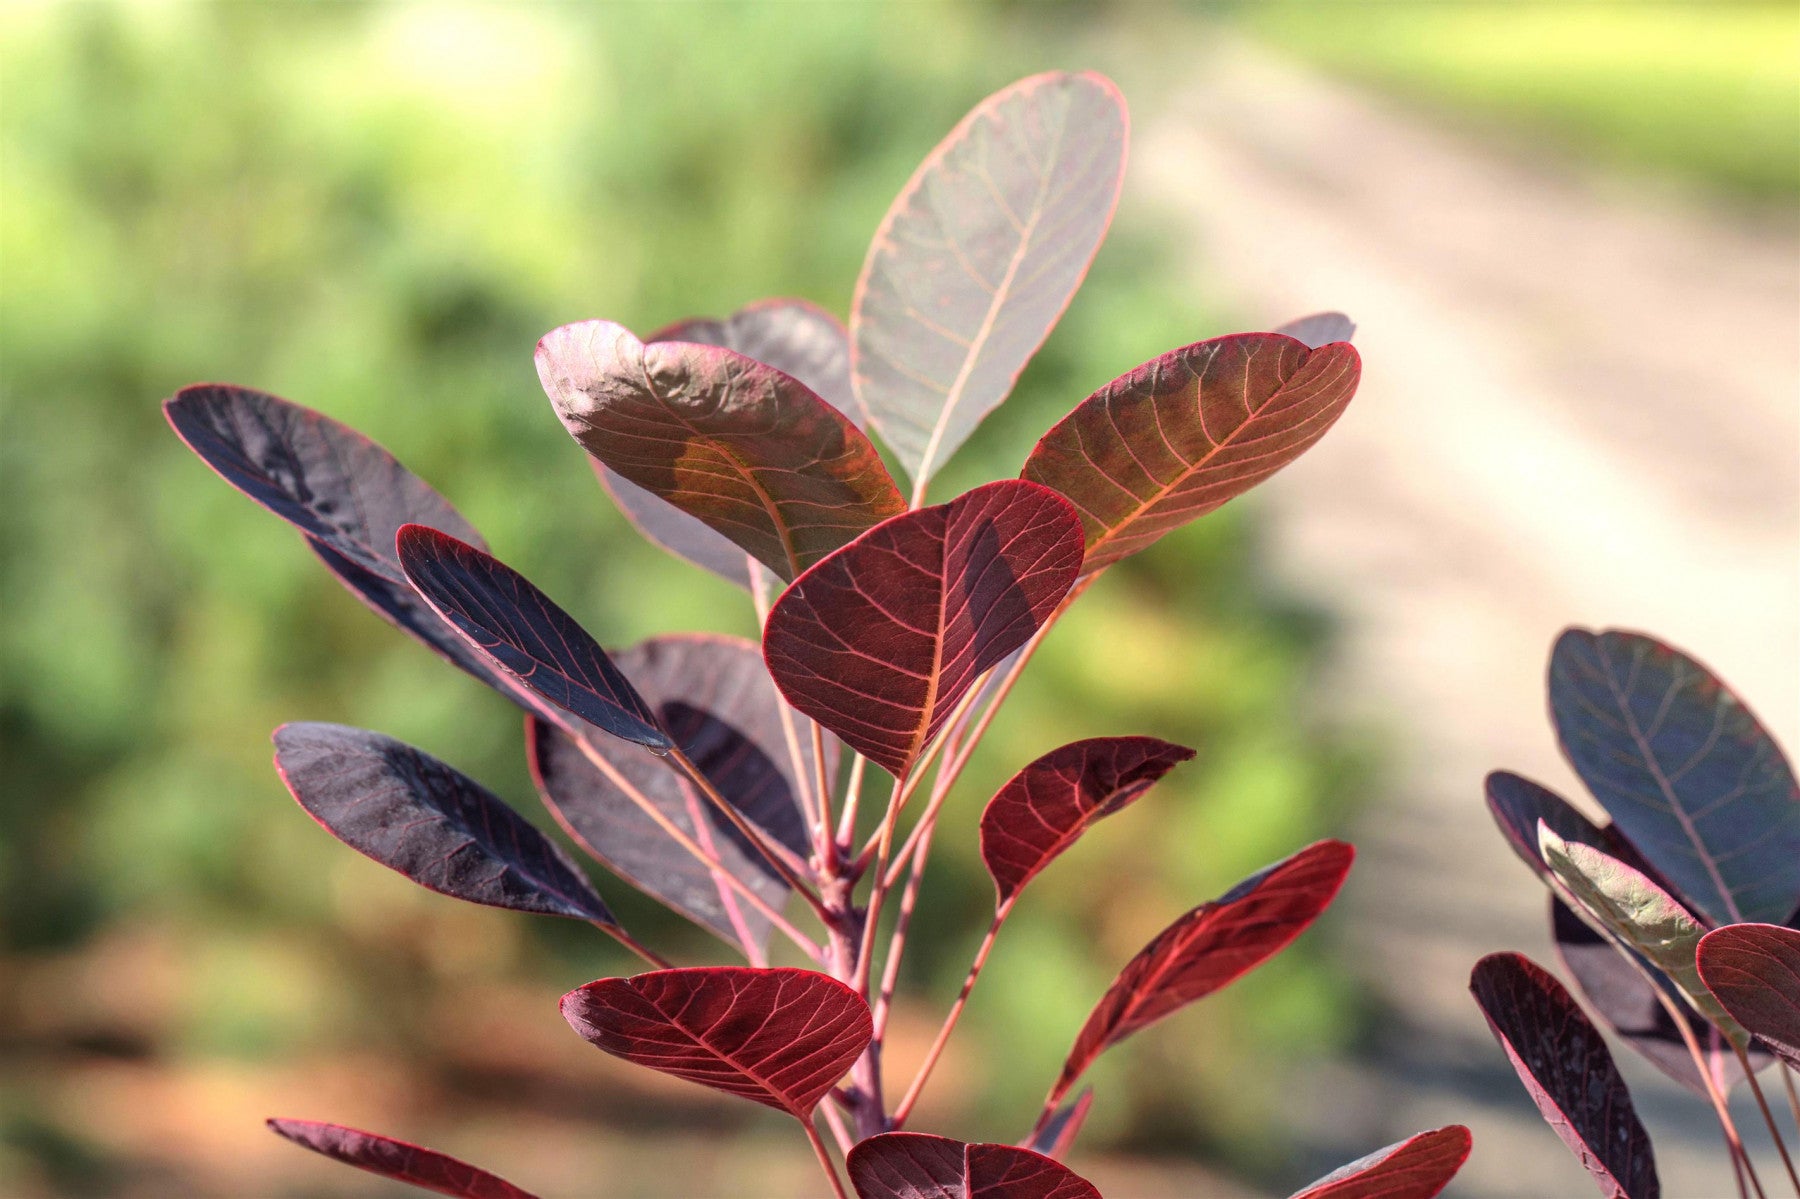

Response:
(851, 71), (1127, 493)
(267, 1119), (538, 1199)
(396, 525), (670, 751)
(527, 634), (819, 955)
(537, 320), (903, 581)
(763, 479), (1083, 776)
(980, 736), (1194, 905)
(1287, 1125), (1470, 1199)
(1046, 839), (1353, 1106)
(1272, 311), (1355, 349)
(1485, 772), (1672, 894)
(1022, 1088), (1093, 1160)
(1021, 332), (1359, 576)
(1550, 628), (1800, 926)
(1469, 952), (1659, 1199)
(561, 967), (871, 1120)
(848, 1133), (1100, 1199)
(273, 723), (615, 925)
(1698, 923), (1800, 1071)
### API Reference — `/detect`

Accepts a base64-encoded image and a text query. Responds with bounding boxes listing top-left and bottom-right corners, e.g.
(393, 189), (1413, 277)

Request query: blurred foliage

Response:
(1254, 0), (1800, 202)
(0, 1), (1369, 1191)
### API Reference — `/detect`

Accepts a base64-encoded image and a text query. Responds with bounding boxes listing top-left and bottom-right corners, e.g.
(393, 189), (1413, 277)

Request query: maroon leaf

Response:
(1485, 772), (1671, 894)
(537, 320), (903, 581)
(1021, 332), (1360, 576)
(1046, 839), (1353, 1106)
(763, 479), (1083, 776)
(1550, 628), (1800, 927)
(1286, 1125), (1470, 1199)
(1469, 952), (1659, 1199)
(1698, 923), (1800, 1070)
(848, 1133), (1100, 1199)
(980, 736), (1194, 905)
(1022, 1088), (1093, 1160)
(560, 967), (871, 1120)
(851, 71), (1128, 493)
(1272, 311), (1356, 349)
(267, 1119), (538, 1199)
(395, 525), (670, 751)
(273, 723), (615, 925)
(527, 634), (819, 955)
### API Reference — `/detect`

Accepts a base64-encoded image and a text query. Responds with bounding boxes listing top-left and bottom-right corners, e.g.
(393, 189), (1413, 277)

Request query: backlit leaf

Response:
(1272, 311), (1356, 349)
(267, 1119), (538, 1199)
(1469, 952), (1659, 1199)
(847, 1133), (1100, 1199)
(1021, 332), (1359, 576)
(561, 967), (871, 1120)
(763, 479), (1083, 776)
(272, 722), (615, 924)
(851, 71), (1128, 493)
(1698, 923), (1800, 1071)
(1286, 1125), (1471, 1199)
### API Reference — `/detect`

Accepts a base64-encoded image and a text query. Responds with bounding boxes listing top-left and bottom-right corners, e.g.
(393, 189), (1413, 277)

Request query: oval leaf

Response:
(1047, 839), (1353, 1106)
(1022, 1088), (1093, 1160)
(561, 966), (871, 1120)
(267, 1119), (538, 1199)
(848, 1133), (1101, 1199)
(396, 525), (670, 751)
(1550, 628), (1800, 926)
(1469, 952), (1659, 1199)
(1272, 311), (1356, 349)
(980, 736), (1194, 905)
(764, 479), (1083, 776)
(528, 634), (818, 955)
(272, 723), (615, 925)
(1287, 1125), (1471, 1199)
(1022, 332), (1360, 576)
(1698, 923), (1800, 1071)
(537, 320), (903, 582)
(851, 71), (1128, 492)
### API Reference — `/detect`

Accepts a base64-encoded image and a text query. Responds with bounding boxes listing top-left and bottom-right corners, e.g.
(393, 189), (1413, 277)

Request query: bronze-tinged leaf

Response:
(267, 1119), (539, 1199)
(1046, 840), (1353, 1107)
(1698, 923), (1800, 1071)
(1469, 952), (1659, 1199)
(1287, 1125), (1471, 1199)
(979, 736), (1194, 904)
(537, 319), (903, 581)
(763, 479), (1083, 777)
(1022, 332), (1359, 576)
(851, 71), (1128, 495)
(560, 967), (871, 1120)
(847, 1133), (1101, 1199)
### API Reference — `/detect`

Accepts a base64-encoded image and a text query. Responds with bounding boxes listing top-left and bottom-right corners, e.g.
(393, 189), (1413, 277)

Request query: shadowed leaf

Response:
(1287, 1125), (1471, 1199)
(851, 71), (1128, 493)
(1046, 840), (1353, 1106)
(848, 1133), (1101, 1199)
(538, 320), (903, 581)
(561, 967), (870, 1119)
(1485, 772), (1669, 891)
(1469, 952), (1659, 1199)
(980, 736), (1194, 904)
(763, 479), (1083, 776)
(527, 634), (818, 956)
(1022, 1088), (1092, 1160)
(1272, 311), (1356, 349)
(267, 1119), (538, 1199)
(272, 723), (615, 925)
(1550, 628), (1800, 926)
(396, 525), (670, 751)
(1698, 923), (1800, 1070)
(1022, 332), (1359, 576)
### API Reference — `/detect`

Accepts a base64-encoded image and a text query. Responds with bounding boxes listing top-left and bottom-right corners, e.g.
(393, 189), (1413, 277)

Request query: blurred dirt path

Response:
(1131, 35), (1800, 1198)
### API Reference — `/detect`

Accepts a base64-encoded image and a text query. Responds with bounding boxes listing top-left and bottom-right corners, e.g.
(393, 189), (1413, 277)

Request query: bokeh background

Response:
(2, 2), (1795, 1196)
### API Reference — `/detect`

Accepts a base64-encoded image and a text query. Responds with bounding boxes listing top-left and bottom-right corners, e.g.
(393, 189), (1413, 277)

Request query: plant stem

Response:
(853, 765), (928, 993)
(872, 823), (936, 1044)
(801, 1116), (849, 1199)
(752, 560), (824, 836)
(1784, 1066), (1800, 1138)
(1737, 1044), (1800, 1196)
(835, 753), (869, 853)
(667, 745), (833, 923)
(892, 901), (1011, 1127)
(1651, 991), (1761, 1198)
(811, 722), (836, 869)
(818, 1101), (854, 1156)
(594, 920), (672, 970)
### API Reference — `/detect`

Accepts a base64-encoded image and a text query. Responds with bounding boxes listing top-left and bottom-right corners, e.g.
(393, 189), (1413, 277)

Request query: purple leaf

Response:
(1550, 628), (1800, 926)
(1046, 840), (1353, 1107)
(851, 71), (1128, 492)
(763, 479), (1083, 776)
(1469, 952), (1659, 1199)
(1022, 1088), (1093, 1160)
(267, 1119), (538, 1199)
(560, 967), (871, 1120)
(1286, 1125), (1471, 1199)
(395, 525), (670, 751)
(272, 723), (615, 925)
(526, 634), (819, 955)
(979, 736), (1194, 905)
(1484, 772), (1670, 892)
(537, 320), (904, 581)
(847, 1133), (1101, 1199)
(1021, 332), (1360, 576)
(1698, 923), (1800, 1071)
(1272, 311), (1356, 349)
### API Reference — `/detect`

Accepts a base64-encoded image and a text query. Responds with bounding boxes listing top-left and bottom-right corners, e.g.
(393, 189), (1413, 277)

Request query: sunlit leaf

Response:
(1698, 923), (1800, 1070)
(847, 1133), (1100, 1199)
(267, 1119), (538, 1199)
(1286, 1125), (1471, 1199)
(1485, 771), (1667, 891)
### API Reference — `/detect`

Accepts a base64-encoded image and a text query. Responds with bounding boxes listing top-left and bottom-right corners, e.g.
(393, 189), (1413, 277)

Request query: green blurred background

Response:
(2, 2), (1792, 1196)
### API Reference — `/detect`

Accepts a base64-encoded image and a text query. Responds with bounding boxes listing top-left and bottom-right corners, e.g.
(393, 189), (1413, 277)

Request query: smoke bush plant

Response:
(167, 72), (1472, 1198)
(1475, 629), (1800, 1198)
